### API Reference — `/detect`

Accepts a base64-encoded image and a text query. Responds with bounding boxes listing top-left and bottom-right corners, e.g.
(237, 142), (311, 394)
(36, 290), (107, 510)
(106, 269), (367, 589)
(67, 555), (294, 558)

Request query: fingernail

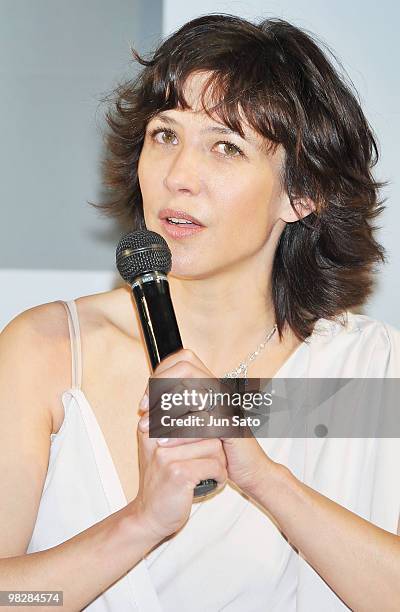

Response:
(157, 438), (169, 445)
(138, 416), (149, 431)
(139, 394), (149, 410)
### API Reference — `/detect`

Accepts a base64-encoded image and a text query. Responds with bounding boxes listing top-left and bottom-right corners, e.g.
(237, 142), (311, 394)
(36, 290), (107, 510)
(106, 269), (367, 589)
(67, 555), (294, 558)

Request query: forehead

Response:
(153, 72), (268, 153)
(180, 71), (215, 111)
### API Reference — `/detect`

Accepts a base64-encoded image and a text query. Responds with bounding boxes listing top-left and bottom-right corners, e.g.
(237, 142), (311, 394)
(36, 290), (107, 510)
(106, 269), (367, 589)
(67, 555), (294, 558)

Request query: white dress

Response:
(27, 301), (400, 611)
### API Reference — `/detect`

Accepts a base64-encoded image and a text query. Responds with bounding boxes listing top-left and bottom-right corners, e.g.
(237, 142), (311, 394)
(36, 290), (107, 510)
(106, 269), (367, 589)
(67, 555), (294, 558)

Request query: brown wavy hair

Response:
(95, 14), (386, 341)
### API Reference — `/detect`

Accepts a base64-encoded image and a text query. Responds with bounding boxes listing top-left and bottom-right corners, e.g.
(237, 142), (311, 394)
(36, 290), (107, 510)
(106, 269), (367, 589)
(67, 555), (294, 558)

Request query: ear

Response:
(280, 196), (316, 223)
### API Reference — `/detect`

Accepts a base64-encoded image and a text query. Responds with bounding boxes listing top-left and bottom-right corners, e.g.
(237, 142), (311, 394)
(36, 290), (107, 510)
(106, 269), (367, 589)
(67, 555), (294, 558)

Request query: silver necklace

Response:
(221, 323), (277, 380)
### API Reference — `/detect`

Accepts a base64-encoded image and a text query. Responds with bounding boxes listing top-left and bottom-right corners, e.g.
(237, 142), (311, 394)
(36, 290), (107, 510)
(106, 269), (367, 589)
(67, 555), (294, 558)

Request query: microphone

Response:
(116, 229), (217, 498)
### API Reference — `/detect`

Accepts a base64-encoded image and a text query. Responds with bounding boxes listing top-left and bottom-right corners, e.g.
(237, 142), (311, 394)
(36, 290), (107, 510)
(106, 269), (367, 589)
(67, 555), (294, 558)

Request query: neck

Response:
(168, 258), (277, 377)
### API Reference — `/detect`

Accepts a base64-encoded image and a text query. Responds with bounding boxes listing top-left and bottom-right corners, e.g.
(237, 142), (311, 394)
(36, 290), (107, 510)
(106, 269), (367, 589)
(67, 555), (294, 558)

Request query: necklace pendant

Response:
(221, 324), (277, 380)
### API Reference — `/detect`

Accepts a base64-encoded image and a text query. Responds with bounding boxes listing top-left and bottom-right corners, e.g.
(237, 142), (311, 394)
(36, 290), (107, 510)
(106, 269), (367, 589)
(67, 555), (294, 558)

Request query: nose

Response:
(163, 145), (201, 196)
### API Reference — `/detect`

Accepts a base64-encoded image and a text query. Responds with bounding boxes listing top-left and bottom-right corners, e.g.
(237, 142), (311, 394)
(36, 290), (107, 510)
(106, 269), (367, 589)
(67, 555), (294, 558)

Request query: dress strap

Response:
(60, 300), (82, 390)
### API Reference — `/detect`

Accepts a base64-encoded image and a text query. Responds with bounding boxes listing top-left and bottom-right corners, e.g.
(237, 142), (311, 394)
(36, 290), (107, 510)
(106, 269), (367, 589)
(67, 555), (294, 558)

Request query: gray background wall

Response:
(1, 0), (399, 328)
(0, 0), (162, 270)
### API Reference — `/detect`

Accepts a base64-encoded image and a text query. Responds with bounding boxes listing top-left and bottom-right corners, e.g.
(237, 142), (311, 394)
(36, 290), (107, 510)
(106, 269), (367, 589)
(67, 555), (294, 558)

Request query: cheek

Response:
(137, 150), (152, 195)
(137, 152), (157, 229)
(212, 171), (275, 238)
(138, 148), (172, 204)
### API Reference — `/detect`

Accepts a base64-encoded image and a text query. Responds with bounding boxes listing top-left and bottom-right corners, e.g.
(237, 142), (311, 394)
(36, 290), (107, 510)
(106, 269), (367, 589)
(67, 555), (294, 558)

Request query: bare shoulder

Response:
(1, 299), (68, 344)
(0, 287), (141, 427)
(0, 301), (72, 423)
(1, 285), (139, 376)
(0, 300), (71, 384)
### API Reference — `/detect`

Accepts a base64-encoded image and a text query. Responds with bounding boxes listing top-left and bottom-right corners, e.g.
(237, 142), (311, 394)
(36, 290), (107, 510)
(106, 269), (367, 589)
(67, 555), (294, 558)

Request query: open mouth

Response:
(160, 217), (205, 238)
(166, 217), (200, 226)
(158, 208), (204, 226)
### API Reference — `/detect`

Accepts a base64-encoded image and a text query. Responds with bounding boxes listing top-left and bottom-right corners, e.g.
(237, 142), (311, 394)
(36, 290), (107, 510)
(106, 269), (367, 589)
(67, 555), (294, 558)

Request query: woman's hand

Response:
(134, 349), (227, 542)
(137, 348), (277, 506)
(134, 426), (227, 542)
(221, 436), (275, 502)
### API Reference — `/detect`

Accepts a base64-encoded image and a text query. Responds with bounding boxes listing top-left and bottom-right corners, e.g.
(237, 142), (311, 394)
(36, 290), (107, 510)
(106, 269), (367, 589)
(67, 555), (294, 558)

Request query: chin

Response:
(168, 255), (210, 279)
(170, 259), (198, 278)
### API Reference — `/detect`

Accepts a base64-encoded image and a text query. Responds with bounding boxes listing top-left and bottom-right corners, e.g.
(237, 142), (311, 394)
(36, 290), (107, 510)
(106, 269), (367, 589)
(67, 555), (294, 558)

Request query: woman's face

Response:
(138, 72), (291, 279)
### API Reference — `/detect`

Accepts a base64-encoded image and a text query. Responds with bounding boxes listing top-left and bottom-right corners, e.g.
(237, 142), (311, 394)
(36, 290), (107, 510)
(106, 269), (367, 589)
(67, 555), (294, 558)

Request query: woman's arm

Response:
(0, 504), (159, 611)
(251, 458), (400, 612)
(0, 308), (158, 609)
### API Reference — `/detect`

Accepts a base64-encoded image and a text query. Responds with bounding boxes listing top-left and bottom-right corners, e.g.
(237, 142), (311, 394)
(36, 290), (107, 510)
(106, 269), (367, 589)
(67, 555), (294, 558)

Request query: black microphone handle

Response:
(131, 272), (217, 498)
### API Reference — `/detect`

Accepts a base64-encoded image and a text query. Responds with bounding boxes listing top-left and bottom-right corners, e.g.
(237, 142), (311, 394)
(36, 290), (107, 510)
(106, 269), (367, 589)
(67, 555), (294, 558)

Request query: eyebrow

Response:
(150, 112), (261, 150)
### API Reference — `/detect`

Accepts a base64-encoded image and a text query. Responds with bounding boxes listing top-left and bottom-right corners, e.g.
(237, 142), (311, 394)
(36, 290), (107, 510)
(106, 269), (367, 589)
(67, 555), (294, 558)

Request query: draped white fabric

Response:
(27, 304), (400, 611)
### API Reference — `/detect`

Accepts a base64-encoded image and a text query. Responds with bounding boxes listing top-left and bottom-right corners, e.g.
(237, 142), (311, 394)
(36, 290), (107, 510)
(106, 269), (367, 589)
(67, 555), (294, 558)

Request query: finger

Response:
(138, 408), (206, 442)
(154, 348), (214, 377)
(148, 400), (233, 440)
(153, 364), (210, 382)
(141, 349), (220, 421)
(139, 390), (149, 415)
(139, 347), (219, 417)
(175, 457), (227, 491)
(138, 370), (203, 417)
(138, 413), (150, 432)
(155, 438), (226, 463)
(156, 436), (205, 446)
(137, 423), (159, 459)
(147, 372), (215, 417)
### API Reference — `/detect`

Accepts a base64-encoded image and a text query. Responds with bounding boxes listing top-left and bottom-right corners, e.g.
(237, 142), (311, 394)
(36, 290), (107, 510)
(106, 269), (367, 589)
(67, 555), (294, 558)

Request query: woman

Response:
(1, 13), (399, 611)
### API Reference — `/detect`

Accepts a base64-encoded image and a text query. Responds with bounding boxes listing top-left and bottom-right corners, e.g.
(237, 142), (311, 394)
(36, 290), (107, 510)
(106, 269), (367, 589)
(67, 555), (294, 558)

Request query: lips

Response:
(158, 208), (204, 226)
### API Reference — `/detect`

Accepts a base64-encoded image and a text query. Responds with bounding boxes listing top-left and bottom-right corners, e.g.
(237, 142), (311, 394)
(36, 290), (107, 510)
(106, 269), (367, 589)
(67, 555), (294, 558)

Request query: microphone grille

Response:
(115, 230), (172, 283)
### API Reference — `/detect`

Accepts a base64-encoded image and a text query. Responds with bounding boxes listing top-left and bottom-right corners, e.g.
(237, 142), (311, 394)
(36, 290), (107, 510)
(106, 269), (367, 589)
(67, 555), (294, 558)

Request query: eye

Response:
(148, 126), (177, 146)
(215, 141), (244, 158)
